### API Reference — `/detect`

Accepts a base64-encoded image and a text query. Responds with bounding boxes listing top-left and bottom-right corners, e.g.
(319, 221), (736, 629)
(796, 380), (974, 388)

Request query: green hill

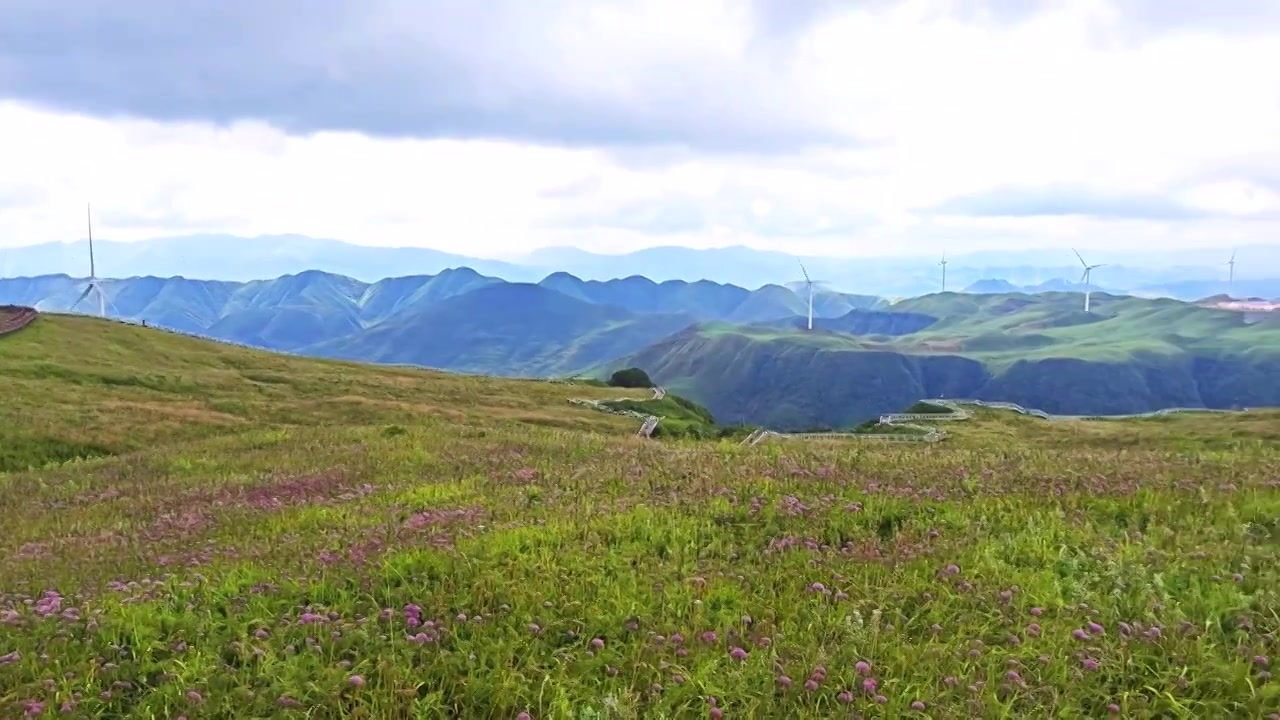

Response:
(607, 293), (1280, 429)
(0, 313), (652, 472)
(1, 311), (1277, 717)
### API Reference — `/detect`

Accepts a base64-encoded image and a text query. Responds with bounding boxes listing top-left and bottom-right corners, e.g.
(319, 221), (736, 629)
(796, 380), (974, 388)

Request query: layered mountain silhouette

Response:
(5, 234), (1278, 298)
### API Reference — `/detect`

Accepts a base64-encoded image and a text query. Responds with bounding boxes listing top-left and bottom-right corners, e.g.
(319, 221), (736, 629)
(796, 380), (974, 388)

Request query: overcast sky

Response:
(1, 0), (1278, 259)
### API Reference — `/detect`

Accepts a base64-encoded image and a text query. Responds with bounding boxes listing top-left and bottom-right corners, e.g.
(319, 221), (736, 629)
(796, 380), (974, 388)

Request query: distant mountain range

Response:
(3, 268), (1276, 429)
(3, 234), (1278, 299)
(0, 269), (880, 378)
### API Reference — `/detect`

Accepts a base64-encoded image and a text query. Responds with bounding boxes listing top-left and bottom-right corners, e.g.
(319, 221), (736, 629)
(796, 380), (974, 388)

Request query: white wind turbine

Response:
(1072, 248), (1104, 313)
(1227, 249), (1237, 295)
(797, 261), (825, 331)
(70, 203), (107, 317)
(939, 251), (948, 292)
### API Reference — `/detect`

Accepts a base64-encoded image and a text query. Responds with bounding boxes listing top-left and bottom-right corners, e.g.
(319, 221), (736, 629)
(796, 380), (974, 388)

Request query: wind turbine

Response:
(70, 203), (107, 317)
(939, 252), (948, 292)
(797, 261), (824, 331)
(1072, 248), (1104, 313)
(1227, 249), (1237, 295)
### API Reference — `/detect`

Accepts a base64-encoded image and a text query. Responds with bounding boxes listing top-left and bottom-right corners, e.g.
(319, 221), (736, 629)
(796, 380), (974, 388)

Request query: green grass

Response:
(1, 314), (1278, 718)
(0, 314), (650, 472)
(598, 395), (737, 440)
(846, 420), (933, 436)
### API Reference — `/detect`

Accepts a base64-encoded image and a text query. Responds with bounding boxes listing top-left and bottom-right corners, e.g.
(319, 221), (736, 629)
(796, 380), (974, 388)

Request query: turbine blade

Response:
(1080, 269), (1089, 284)
(1230, 249), (1237, 262)
(798, 261), (810, 283)
(1072, 248), (1087, 267)
(70, 284), (93, 310)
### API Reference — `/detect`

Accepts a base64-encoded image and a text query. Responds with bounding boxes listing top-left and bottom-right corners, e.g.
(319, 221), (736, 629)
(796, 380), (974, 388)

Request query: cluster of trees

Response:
(606, 367), (654, 389)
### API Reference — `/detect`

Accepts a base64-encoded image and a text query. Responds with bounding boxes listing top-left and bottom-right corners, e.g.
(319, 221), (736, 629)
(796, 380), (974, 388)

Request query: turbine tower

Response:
(793, 260), (824, 330)
(939, 251), (948, 292)
(1227, 249), (1237, 295)
(70, 203), (107, 317)
(1072, 248), (1104, 313)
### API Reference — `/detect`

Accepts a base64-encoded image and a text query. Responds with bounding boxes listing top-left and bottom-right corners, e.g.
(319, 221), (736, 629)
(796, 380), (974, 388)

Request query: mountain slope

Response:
(305, 283), (696, 376)
(0, 270), (857, 372)
(0, 311), (654, 472)
(605, 293), (1280, 429)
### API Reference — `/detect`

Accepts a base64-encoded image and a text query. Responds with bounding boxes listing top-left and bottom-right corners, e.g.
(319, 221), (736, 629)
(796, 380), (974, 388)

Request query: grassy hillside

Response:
(888, 292), (1277, 365)
(610, 294), (1280, 429)
(0, 313), (650, 472)
(1, 314), (1278, 717)
(596, 394), (740, 440)
(941, 404), (1280, 452)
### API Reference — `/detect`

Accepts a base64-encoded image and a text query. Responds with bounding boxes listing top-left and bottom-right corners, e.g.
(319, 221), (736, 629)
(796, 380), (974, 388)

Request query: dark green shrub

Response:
(607, 368), (654, 389)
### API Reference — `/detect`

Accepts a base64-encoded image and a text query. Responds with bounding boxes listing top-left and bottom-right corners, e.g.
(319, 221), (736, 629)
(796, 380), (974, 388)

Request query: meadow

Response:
(1, 314), (1278, 718)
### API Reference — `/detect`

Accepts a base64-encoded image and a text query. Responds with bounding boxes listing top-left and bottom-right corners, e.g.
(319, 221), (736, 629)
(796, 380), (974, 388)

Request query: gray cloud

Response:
(0, 0), (850, 152)
(929, 185), (1214, 221)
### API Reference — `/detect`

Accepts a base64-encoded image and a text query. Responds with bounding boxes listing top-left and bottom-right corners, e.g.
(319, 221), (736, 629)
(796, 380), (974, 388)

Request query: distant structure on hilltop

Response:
(1211, 300), (1279, 312)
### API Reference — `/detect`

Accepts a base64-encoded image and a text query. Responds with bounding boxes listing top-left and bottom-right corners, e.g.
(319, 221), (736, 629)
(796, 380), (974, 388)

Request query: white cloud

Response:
(0, 0), (1278, 261)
